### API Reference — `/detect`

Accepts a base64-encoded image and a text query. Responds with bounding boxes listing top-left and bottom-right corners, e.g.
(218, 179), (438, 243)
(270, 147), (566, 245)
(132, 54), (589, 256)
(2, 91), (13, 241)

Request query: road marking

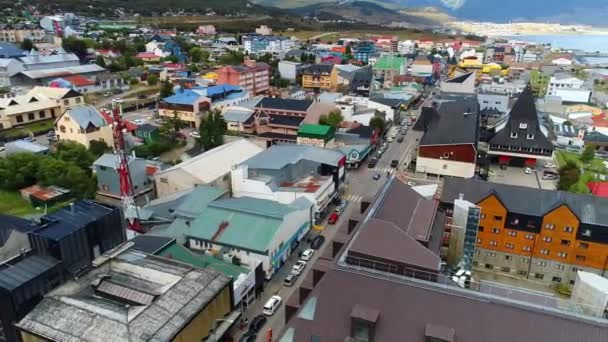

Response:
(372, 167), (396, 174)
(344, 194), (362, 202)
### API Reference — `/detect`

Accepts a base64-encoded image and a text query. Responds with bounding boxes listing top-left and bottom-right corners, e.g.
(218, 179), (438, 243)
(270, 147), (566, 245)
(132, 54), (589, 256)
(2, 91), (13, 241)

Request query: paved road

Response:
(309, 32), (337, 40)
(227, 132), (410, 342)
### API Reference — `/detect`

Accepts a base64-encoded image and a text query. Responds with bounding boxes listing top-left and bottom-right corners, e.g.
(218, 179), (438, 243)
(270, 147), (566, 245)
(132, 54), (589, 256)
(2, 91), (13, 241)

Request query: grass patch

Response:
(555, 150), (608, 175)
(0, 119), (55, 139)
(0, 190), (72, 217)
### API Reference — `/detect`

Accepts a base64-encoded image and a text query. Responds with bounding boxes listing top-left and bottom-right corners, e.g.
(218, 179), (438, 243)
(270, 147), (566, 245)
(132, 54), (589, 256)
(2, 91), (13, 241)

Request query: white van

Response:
(262, 295), (282, 316)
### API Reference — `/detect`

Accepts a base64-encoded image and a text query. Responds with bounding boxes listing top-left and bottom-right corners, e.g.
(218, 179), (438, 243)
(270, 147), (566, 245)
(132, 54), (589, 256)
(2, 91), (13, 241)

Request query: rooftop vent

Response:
(425, 323), (455, 342)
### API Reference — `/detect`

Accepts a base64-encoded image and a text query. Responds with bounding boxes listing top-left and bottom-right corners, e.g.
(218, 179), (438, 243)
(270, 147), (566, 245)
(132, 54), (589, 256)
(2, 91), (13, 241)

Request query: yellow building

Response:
(54, 105), (114, 148)
(16, 248), (236, 342)
(301, 64), (338, 92)
(0, 93), (61, 130)
(27, 86), (85, 113)
(482, 63), (510, 76)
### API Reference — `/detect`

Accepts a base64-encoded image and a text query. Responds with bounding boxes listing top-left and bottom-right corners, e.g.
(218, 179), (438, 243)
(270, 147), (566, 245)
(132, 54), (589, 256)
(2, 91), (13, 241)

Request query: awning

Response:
(498, 156), (511, 164)
(525, 158), (536, 166)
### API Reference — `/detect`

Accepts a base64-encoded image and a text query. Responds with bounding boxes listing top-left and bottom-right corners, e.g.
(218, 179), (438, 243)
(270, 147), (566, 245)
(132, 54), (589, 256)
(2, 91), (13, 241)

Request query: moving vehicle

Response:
(368, 158), (378, 168)
(262, 295), (282, 316)
(311, 235), (325, 249)
(301, 249), (314, 261)
(249, 315), (267, 333)
(239, 332), (256, 342)
(283, 274), (297, 286)
(397, 136), (404, 143)
(292, 260), (306, 275)
(328, 212), (339, 225)
(390, 160), (399, 168)
(373, 173), (381, 180)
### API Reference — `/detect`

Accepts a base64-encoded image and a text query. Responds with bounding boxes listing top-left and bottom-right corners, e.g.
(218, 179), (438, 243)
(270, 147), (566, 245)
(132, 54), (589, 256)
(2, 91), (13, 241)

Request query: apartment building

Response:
(0, 24), (45, 43)
(216, 58), (270, 95)
(0, 93), (61, 130)
(547, 73), (591, 103)
(300, 64), (337, 92)
(442, 178), (608, 286)
(242, 35), (293, 54)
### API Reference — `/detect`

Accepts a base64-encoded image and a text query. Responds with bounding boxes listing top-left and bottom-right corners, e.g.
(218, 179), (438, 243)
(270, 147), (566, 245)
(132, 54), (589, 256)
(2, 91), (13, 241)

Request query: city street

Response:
(230, 131), (413, 342)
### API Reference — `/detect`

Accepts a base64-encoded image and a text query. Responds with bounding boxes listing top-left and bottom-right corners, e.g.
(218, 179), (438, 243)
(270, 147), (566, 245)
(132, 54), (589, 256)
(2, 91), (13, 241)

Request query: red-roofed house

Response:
(137, 52), (161, 63)
(587, 182), (608, 198)
(321, 56), (342, 65)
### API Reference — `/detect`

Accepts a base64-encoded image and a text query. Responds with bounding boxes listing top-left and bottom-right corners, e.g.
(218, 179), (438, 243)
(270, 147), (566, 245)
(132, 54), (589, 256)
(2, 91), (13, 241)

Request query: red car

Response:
(328, 212), (339, 225)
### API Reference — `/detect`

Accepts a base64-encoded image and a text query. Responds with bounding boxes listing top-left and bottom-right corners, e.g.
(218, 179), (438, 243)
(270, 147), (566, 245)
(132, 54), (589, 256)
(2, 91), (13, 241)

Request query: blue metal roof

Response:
(31, 201), (116, 241)
(0, 255), (60, 291)
(206, 84), (242, 97)
(162, 89), (202, 105)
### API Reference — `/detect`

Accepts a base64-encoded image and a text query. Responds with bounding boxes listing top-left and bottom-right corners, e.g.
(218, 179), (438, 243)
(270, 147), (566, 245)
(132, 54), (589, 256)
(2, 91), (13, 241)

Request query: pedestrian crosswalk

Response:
(343, 194), (363, 202)
(371, 167), (397, 174)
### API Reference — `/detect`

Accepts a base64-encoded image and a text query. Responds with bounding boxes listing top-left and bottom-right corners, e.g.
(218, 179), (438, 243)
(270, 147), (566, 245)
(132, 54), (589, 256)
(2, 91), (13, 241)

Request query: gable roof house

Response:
(244, 97), (314, 144)
(0, 93), (61, 130)
(54, 105), (113, 148)
(488, 85), (554, 165)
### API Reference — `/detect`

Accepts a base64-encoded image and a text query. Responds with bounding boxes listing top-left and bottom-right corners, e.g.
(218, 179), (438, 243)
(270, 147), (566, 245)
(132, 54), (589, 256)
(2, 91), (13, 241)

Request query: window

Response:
(508, 231), (517, 237)
(555, 264), (565, 270)
(442, 152), (450, 158)
(478, 226), (484, 232)
(474, 249), (480, 255)
(564, 226), (573, 233)
(494, 216), (503, 221)
(570, 280), (576, 285)
(582, 229), (592, 237)
(472, 261), (479, 266)
(510, 132), (518, 138)
(579, 242), (589, 249)
(540, 249), (550, 255)
(75, 97), (82, 104)
(525, 233), (534, 240)
(511, 218), (519, 225)
(527, 133), (534, 140)
(517, 270), (527, 276)
(477, 238), (482, 243)
(59, 125), (66, 133)
(63, 99), (69, 106)
(522, 246), (531, 252)
(560, 240), (571, 246)
(16, 114), (23, 123)
(489, 240), (498, 246)
(545, 224), (555, 230)
(538, 261), (547, 267)
(552, 276), (562, 283)
(557, 252), (568, 258)
(501, 267), (510, 273)
(542, 236), (552, 242)
(491, 228), (500, 234)
(519, 122), (528, 129)
(535, 273), (544, 280)
(576, 255), (586, 262)
(505, 243), (514, 249)
(485, 264), (494, 269)
(39, 110), (45, 118)
(480, 214), (486, 219)
(521, 257), (530, 264)
(505, 255), (512, 260)
(160, 177), (168, 184)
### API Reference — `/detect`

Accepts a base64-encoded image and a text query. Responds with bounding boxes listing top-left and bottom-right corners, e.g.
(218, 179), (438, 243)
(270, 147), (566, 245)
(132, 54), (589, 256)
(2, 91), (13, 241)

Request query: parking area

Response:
(488, 165), (557, 190)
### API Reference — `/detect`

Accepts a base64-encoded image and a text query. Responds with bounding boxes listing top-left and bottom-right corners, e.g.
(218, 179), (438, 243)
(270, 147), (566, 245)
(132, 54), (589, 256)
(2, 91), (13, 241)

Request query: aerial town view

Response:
(1, 0), (608, 341)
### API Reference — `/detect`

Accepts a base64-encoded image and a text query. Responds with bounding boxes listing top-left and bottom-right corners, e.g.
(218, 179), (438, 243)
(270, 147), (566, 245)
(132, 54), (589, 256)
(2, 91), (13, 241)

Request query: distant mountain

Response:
(389, 0), (608, 25)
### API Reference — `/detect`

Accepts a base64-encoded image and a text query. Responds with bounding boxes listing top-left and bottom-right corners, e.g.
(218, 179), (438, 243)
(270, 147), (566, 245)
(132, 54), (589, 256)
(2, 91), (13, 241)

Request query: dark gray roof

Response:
(136, 123), (158, 133)
(301, 63), (334, 75)
(488, 85), (553, 150)
(269, 114), (305, 127)
(130, 235), (175, 254)
(0, 214), (34, 248)
(369, 96), (403, 108)
(584, 131), (608, 144)
(283, 264), (608, 342)
(349, 66), (372, 92)
(441, 177), (608, 227)
(417, 97), (479, 146)
(445, 72), (474, 84)
(256, 97), (313, 112)
(0, 255), (60, 291)
(32, 201), (117, 241)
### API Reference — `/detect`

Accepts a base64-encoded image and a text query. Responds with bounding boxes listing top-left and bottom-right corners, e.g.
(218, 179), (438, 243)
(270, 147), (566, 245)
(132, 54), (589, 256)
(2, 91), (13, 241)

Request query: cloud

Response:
(440, 0), (466, 10)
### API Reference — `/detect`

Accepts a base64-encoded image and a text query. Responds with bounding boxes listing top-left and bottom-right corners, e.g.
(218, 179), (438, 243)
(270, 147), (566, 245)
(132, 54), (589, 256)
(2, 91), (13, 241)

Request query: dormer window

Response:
(510, 132), (518, 138)
(527, 133), (534, 140)
(519, 123), (527, 129)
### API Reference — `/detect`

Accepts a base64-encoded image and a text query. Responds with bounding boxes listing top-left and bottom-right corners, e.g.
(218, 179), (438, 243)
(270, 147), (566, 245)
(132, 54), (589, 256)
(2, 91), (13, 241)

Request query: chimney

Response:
(350, 304), (379, 342)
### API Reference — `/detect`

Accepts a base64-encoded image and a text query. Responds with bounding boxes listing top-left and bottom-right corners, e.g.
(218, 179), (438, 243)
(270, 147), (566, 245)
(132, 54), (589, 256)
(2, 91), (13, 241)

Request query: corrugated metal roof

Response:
(174, 186), (227, 218)
(19, 53), (79, 65)
(242, 144), (344, 170)
(18, 64), (106, 79)
(162, 89), (203, 105)
(66, 105), (107, 129)
(0, 255), (59, 291)
(223, 108), (253, 123)
(31, 201), (116, 241)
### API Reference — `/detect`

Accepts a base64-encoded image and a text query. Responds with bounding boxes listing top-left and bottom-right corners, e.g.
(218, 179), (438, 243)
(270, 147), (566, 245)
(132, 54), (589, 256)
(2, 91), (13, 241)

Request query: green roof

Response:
(298, 124), (335, 141)
(187, 197), (297, 252)
(374, 56), (407, 71)
(174, 186), (227, 218)
(159, 243), (248, 278)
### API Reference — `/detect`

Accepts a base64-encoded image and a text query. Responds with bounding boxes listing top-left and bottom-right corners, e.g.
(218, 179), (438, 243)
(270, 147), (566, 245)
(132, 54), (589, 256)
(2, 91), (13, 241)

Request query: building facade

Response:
(0, 93), (61, 130)
(216, 59), (270, 95)
(54, 105), (113, 148)
(300, 64), (338, 92)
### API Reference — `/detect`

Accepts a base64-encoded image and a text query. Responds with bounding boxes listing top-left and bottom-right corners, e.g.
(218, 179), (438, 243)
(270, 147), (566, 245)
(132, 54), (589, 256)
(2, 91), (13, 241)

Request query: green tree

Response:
(62, 36), (89, 60)
(161, 55), (179, 63)
(581, 144), (596, 163)
(557, 161), (581, 191)
(55, 141), (95, 173)
(89, 140), (111, 157)
(37, 159), (96, 199)
(101, 39), (113, 50)
(147, 74), (159, 86)
(345, 45), (352, 55)
(160, 79), (174, 98)
(0, 153), (41, 190)
(189, 47), (204, 63)
(562, 121), (572, 126)
(95, 55), (106, 68)
(20, 38), (34, 51)
(198, 109), (226, 150)
(321, 109), (343, 128)
(369, 117), (386, 133)
(158, 111), (187, 142)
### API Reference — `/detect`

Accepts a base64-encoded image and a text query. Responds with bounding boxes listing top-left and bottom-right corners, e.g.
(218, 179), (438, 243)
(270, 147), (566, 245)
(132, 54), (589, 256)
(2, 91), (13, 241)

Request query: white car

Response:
(262, 295), (282, 316)
(544, 162), (557, 169)
(292, 260), (306, 275)
(133, 119), (144, 125)
(524, 167), (532, 174)
(190, 131), (201, 138)
(301, 249), (314, 261)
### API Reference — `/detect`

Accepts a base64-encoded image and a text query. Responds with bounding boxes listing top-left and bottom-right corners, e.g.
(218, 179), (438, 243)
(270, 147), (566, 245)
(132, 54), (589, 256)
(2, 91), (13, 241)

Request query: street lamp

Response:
(209, 318), (235, 342)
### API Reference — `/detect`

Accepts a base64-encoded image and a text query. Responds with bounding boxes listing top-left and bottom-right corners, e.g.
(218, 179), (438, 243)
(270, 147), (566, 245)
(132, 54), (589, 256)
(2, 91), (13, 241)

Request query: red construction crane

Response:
(110, 100), (143, 234)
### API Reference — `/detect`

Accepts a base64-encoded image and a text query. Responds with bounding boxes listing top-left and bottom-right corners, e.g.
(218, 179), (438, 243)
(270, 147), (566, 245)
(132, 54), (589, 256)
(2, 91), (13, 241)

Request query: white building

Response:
(154, 139), (264, 197)
(547, 75), (590, 103)
(397, 40), (415, 55)
(570, 271), (608, 319)
(0, 58), (24, 86)
(231, 144), (346, 219)
(552, 57), (573, 66)
(278, 60), (301, 81)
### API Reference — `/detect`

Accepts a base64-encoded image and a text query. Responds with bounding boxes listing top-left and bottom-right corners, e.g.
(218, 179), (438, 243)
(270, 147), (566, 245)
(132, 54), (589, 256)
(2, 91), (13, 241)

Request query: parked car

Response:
(262, 295), (282, 316)
(292, 260), (306, 275)
(368, 159), (378, 168)
(133, 119), (144, 125)
(390, 160), (399, 168)
(239, 332), (256, 342)
(397, 136), (404, 143)
(283, 274), (297, 287)
(301, 249), (314, 261)
(24, 137), (35, 142)
(112, 88), (123, 94)
(373, 173), (381, 180)
(328, 212), (339, 225)
(311, 235), (325, 249)
(138, 94), (147, 99)
(190, 131), (201, 138)
(249, 315), (267, 333)
(103, 91), (112, 97)
(524, 167), (532, 174)
(175, 132), (187, 140)
(543, 162), (557, 169)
